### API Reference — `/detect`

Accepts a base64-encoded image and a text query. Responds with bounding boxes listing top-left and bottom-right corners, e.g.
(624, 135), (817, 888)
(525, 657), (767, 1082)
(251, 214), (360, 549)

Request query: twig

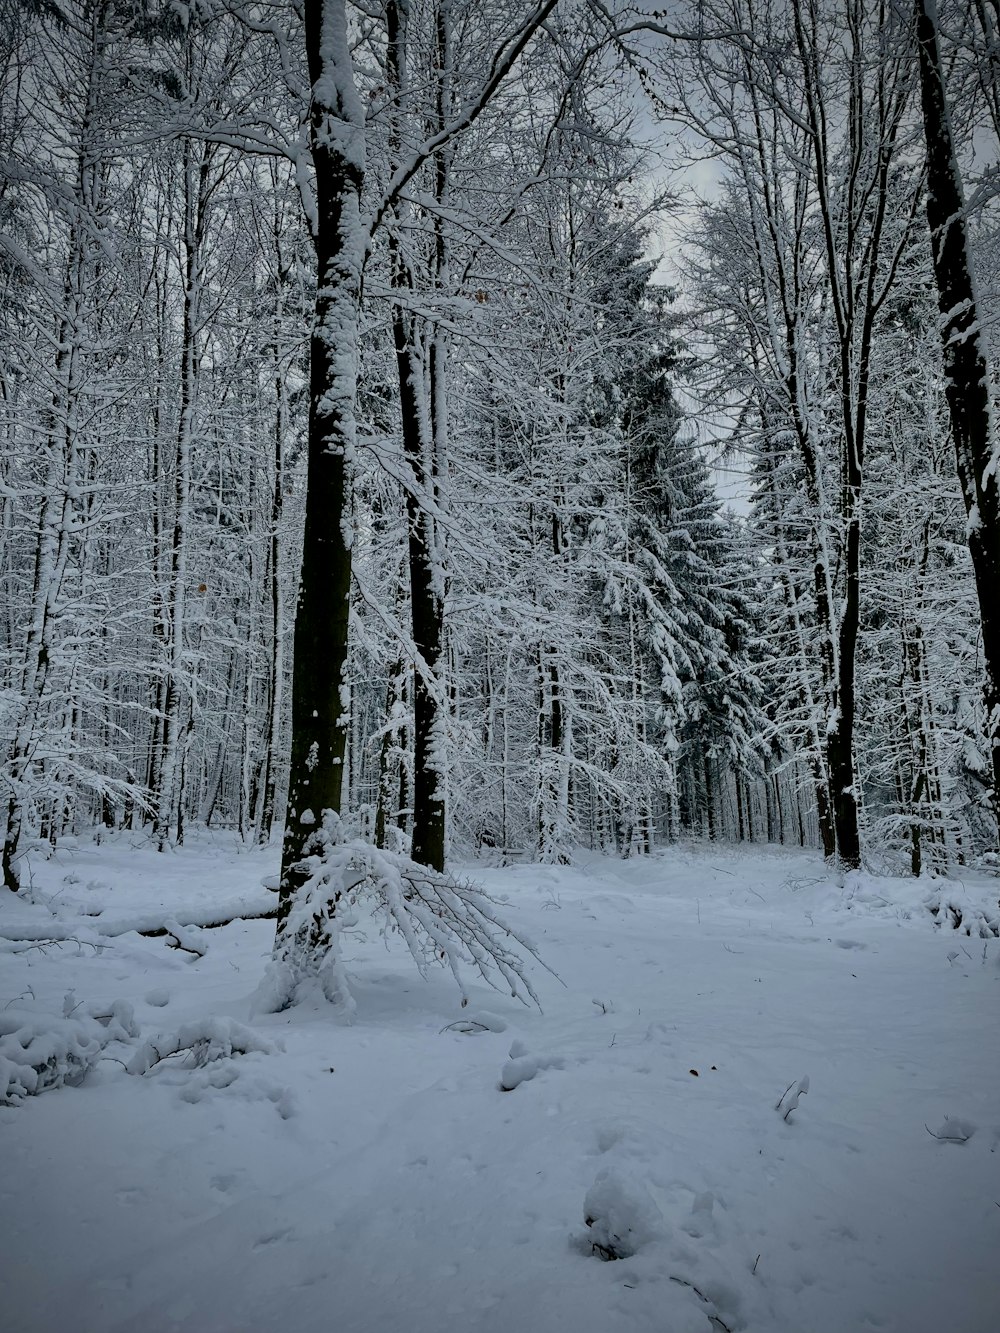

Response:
(775, 1080), (796, 1112)
(10, 937), (105, 955)
(924, 1123), (971, 1143)
(668, 1276), (733, 1333)
(164, 933), (204, 958)
(752, 1254), (761, 1275)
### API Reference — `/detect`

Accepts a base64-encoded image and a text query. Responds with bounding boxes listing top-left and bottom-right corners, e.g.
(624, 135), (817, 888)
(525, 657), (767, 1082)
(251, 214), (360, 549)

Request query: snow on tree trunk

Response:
(915, 0), (1000, 831)
(275, 0), (366, 962)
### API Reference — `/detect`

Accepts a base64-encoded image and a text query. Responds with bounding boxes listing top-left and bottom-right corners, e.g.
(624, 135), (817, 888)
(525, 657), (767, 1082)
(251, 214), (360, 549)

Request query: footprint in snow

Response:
(593, 1124), (625, 1155)
(253, 1227), (296, 1249)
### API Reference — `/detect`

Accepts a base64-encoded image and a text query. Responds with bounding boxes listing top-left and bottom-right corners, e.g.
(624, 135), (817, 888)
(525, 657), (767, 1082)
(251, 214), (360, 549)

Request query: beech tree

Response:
(914, 0), (1000, 828)
(271, 0), (559, 1000)
(661, 0), (922, 866)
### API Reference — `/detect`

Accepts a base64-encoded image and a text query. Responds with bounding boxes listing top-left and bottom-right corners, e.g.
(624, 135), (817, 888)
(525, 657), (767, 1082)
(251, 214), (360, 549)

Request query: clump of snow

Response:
(928, 1115), (976, 1144)
(127, 1018), (276, 1076)
(583, 1167), (665, 1259)
(776, 1074), (810, 1121)
(466, 1009), (507, 1032)
(443, 1009), (508, 1034)
(498, 1039), (563, 1090)
(162, 919), (207, 957)
(144, 989), (170, 1008)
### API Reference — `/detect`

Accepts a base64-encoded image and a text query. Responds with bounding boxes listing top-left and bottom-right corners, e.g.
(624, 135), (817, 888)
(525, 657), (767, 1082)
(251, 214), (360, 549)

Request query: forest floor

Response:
(1, 834), (998, 1333)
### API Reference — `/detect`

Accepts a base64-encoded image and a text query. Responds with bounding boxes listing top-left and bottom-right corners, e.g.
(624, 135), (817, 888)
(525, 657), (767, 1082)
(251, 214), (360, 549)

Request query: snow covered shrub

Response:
(925, 882), (1000, 938)
(1, 1000), (138, 1104)
(258, 816), (548, 1013)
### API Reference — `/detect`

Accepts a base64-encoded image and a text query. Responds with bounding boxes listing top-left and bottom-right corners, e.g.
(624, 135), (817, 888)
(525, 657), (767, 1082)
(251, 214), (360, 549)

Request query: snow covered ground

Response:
(2, 834), (998, 1333)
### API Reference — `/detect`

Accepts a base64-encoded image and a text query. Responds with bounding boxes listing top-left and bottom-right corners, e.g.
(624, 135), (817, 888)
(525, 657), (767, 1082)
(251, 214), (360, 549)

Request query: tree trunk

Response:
(275, 0), (365, 944)
(915, 0), (1000, 827)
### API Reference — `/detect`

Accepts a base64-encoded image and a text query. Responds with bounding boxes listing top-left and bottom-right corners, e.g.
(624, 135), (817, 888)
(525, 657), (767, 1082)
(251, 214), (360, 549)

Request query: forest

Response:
(1, 3), (998, 1331)
(3, 0), (998, 893)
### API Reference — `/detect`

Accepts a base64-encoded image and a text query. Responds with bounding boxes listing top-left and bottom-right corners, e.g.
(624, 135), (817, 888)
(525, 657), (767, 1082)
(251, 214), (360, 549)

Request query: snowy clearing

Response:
(2, 835), (998, 1333)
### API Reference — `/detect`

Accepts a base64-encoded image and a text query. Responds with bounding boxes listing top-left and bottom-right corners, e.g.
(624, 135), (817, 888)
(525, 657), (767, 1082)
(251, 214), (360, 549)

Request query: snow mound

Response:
(583, 1166), (665, 1259)
(464, 1009), (508, 1032)
(1, 1000), (138, 1104)
(127, 1018), (277, 1076)
(924, 881), (1000, 938)
(178, 1067), (297, 1119)
(928, 1115), (976, 1144)
(498, 1040), (564, 1091)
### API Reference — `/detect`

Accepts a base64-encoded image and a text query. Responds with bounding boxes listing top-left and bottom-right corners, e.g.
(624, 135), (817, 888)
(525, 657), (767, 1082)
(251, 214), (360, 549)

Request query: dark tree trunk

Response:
(385, 0), (446, 873)
(276, 0), (365, 942)
(396, 336), (446, 873)
(374, 659), (405, 850)
(257, 351), (286, 846)
(916, 0), (1000, 826)
(810, 755), (836, 858)
(827, 511), (862, 868)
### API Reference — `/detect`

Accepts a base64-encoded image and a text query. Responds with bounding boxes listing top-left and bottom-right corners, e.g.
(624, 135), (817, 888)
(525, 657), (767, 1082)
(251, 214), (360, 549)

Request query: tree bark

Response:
(275, 0), (365, 942)
(915, 0), (1000, 826)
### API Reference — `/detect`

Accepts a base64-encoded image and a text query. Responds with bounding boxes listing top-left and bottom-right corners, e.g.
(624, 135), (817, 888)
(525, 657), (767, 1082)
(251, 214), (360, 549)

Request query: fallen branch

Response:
(0, 897), (276, 948)
(128, 1018), (276, 1076)
(924, 1121), (973, 1144)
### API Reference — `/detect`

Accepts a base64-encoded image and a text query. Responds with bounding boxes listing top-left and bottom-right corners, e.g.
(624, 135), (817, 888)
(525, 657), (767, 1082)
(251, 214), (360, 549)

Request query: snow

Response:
(1, 834), (998, 1333)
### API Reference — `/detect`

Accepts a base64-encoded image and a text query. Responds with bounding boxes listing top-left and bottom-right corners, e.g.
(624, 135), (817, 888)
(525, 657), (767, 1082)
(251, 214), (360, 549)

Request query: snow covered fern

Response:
(257, 816), (548, 1014)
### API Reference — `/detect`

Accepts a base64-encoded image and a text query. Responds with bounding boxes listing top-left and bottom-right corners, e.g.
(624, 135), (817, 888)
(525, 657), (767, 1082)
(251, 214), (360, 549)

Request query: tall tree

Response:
(274, 0), (366, 956)
(662, 0), (920, 865)
(273, 0), (558, 996)
(914, 0), (1000, 827)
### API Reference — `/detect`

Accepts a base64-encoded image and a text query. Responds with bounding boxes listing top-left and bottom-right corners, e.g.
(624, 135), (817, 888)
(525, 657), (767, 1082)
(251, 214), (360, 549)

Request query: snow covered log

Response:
(0, 895), (277, 946)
